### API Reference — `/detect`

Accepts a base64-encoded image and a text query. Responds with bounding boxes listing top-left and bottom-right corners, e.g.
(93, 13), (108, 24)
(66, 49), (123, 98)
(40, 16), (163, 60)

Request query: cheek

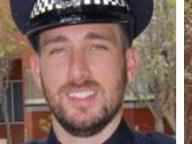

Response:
(40, 58), (69, 93)
(90, 58), (125, 109)
(89, 55), (125, 92)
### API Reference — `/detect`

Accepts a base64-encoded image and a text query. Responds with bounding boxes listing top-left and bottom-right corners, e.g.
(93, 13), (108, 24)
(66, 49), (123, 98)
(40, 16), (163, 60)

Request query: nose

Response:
(68, 49), (90, 83)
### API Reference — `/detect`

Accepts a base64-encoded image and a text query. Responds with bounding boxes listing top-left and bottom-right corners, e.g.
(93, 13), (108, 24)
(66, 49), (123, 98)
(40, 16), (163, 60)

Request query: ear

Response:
(30, 54), (42, 90)
(125, 47), (139, 83)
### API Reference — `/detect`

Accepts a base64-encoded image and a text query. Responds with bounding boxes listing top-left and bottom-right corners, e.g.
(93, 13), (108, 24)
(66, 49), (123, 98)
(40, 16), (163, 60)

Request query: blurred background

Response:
(0, 0), (175, 144)
(185, 0), (192, 144)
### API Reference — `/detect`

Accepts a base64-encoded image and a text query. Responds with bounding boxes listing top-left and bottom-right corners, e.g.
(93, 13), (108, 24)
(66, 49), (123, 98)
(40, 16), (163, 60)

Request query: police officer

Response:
(10, 0), (175, 143)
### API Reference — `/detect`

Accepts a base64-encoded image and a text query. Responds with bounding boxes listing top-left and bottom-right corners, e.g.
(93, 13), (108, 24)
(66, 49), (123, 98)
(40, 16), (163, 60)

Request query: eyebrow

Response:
(85, 32), (114, 42)
(42, 35), (69, 47)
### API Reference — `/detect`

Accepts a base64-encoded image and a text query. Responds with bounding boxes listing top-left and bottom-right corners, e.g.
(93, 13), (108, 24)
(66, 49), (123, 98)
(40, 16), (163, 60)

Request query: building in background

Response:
(0, 56), (24, 144)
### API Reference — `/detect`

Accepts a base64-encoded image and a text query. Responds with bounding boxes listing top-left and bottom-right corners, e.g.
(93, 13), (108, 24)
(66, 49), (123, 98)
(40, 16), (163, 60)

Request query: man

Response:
(10, 0), (175, 143)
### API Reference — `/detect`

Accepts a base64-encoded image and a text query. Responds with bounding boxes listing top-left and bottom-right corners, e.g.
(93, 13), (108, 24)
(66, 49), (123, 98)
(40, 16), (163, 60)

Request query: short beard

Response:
(41, 65), (127, 137)
(54, 99), (122, 137)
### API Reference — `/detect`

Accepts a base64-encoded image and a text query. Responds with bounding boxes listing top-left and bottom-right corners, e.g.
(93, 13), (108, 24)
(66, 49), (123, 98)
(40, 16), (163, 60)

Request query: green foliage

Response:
(0, 0), (27, 59)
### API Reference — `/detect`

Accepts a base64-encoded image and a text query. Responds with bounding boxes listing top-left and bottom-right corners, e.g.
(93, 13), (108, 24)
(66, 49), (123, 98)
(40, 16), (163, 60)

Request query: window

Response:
(0, 80), (23, 122)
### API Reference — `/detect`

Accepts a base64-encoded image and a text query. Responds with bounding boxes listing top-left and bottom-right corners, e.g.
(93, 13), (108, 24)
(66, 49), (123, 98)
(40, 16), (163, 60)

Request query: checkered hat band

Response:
(30, 0), (129, 19)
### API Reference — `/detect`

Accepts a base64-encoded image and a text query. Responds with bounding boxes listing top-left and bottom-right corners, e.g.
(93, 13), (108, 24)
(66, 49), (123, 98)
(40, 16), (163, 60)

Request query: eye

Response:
(49, 47), (67, 55)
(91, 44), (108, 52)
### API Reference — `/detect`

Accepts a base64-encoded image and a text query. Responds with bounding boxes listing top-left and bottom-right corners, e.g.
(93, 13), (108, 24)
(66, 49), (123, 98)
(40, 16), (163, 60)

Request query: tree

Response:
(185, 0), (192, 143)
(127, 0), (176, 133)
(0, 1), (27, 144)
(0, 56), (12, 144)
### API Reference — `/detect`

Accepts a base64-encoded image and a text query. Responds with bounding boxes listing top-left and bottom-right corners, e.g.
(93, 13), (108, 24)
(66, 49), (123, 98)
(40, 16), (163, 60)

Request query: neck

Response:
(52, 108), (123, 144)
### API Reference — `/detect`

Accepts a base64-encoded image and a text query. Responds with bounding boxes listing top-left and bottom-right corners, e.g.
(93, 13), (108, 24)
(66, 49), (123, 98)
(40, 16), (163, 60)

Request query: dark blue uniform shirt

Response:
(25, 120), (175, 144)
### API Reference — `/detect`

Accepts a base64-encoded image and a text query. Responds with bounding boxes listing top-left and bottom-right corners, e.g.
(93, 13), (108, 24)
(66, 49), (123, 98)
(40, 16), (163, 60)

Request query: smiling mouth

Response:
(68, 90), (95, 99)
(65, 88), (98, 107)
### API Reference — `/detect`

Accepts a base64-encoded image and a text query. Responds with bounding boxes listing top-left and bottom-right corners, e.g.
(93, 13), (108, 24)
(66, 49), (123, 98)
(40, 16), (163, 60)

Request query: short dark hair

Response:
(119, 24), (132, 51)
(28, 32), (40, 53)
(28, 23), (132, 54)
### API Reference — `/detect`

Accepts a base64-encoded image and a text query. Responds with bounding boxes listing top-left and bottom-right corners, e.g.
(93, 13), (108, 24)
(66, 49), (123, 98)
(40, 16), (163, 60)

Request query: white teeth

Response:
(68, 91), (94, 99)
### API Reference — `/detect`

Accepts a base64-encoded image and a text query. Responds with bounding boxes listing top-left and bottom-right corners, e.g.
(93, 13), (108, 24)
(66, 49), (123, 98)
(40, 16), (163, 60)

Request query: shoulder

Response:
(133, 132), (176, 144)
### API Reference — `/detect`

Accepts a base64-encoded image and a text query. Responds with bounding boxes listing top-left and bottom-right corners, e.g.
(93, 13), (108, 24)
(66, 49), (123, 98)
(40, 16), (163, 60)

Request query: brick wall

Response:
(0, 124), (24, 144)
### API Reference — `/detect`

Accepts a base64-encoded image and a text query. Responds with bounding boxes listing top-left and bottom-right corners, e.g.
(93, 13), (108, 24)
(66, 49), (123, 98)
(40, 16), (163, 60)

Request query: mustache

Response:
(58, 79), (100, 94)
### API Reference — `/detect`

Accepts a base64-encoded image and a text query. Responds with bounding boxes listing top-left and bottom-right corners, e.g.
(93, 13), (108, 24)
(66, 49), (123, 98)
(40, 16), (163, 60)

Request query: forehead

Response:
(40, 23), (121, 42)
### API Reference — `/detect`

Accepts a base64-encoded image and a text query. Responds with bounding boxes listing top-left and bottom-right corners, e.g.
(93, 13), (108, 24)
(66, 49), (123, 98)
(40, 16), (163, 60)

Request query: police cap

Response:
(10, 0), (153, 40)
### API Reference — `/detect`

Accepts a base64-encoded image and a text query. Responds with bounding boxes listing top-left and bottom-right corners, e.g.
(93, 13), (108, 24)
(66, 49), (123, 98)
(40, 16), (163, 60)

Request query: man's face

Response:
(32, 23), (128, 137)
